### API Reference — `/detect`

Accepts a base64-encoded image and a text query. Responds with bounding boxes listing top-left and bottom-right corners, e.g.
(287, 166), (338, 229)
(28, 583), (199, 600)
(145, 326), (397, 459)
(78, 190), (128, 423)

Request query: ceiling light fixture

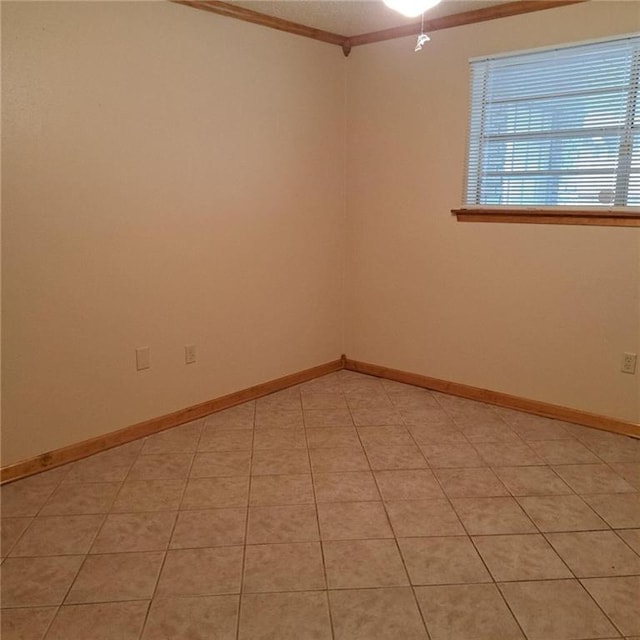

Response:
(383, 0), (442, 18)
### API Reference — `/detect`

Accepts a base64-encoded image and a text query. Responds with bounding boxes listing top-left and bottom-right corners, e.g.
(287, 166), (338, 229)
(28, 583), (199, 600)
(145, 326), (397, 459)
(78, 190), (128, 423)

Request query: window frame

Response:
(453, 34), (640, 227)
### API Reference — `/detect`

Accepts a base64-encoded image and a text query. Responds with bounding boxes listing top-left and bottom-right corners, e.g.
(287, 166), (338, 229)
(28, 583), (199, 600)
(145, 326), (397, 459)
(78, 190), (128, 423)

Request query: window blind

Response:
(465, 34), (640, 208)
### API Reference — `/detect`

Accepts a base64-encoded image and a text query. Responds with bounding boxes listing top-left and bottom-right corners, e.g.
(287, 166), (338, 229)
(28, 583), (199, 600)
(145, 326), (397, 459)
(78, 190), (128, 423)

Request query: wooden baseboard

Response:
(0, 358), (343, 484)
(345, 358), (640, 439)
(5, 354), (637, 484)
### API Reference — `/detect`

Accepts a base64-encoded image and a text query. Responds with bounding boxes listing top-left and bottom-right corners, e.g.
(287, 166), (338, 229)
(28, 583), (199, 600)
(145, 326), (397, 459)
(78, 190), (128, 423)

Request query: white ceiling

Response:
(230, 0), (509, 36)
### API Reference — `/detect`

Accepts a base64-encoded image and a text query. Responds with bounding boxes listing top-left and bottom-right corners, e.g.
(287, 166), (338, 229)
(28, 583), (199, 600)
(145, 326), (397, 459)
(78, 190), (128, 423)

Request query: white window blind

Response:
(465, 34), (640, 209)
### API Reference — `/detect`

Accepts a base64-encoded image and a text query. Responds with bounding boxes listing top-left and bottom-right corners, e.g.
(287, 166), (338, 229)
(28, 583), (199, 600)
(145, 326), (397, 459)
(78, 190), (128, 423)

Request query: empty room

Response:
(1, 0), (639, 638)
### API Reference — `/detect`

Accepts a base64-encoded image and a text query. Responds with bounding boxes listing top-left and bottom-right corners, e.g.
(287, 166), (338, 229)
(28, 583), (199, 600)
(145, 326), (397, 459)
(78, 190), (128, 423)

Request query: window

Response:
(455, 34), (640, 226)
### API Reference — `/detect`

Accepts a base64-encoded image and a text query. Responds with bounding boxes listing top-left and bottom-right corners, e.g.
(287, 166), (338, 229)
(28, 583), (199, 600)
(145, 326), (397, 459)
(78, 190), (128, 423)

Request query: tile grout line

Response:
(378, 382), (436, 640)
(432, 389), (637, 640)
(301, 381), (337, 640)
(429, 396), (537, 640)
(234, 399), (257, 640)
(3, 372), (638, 637)
(42, 446), (143, 634)
(135, 420), (204, 639)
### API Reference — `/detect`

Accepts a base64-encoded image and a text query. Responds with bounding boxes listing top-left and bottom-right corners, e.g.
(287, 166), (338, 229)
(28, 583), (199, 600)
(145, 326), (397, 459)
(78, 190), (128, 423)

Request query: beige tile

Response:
(582, 493), (640, 528)
(40, 483), (120, 516)
(0, 556), (83, 607)
(250, 474), (314, 506)
(255, 409), (304, 430)
(553, 464), (636, 494)
(0, 607), (57, 640)
(141, 595), (238, 640)
(375, 469), (444, 500)
(345, 391), (392, 410)
(156, 547), (243, 596)
(458, 422), (521, 444)
(494, 466), (572, 496)
(239, 591), (331, 640)
(317, 501), (393, 540)
(243, 542), (325, 592)
(451, 497), (536, 535)
(407, 424), (467, 444)
(617, 528), (640, 555)
(10, 467), (70, 491)
(204, 404), (255, 430)
(128, 454), (193, 480)
(66, 551), (163, 603)
(436, 398), (495, 420)
(313, 471), (380, 503)
(11, 515), (103, 557)
(499, 579), (617, 640)
(181, 477), (249, 509)
(436, 467), (509, 498)
(247, 505), (319, 544)
(608, 463), (640, 490)
(198, 428), (253, 452)
(323, 539), (408, 588)
(582, 576), (640, 637)
(80, 441), (144, 466)
(190, 451), (251, 478)
(46, 601), (149, 640)
(386, 386), (439, 408)
(111, 479), (185, 513)
(309, 447), (369, 473)
(306, 427), (361, 449)
(170, 508), (246, 548)
(580, 439), (640, 464)
(303, 408), (353, 428)
(329, 587), (428, 640)
(364, 444), (428, 470)
(399, 536), (491, 585)
(498, 413), (573, 441)
(385, 499), (465, 537)
(257, 389), (302, 411)
(530, 440), (602, 464)
(253, 428), (307, 450)
(453, 412), (511, 433)
(415, 583), (524, 640)
(351, 406), (403, 426)
(399, 407), (453, 428)
(0, 483), (57, 517)
(474, 443), (543, 466)
(419, 444), (484, 468)
(65, 455), (131, 483)
(473, 534), (572, 581)
(91, 511), (176, 553)
(301, 392), (348, 411)
(546, 530), (640, 577)
(251, 449), (310, 476)
(142, 423), (202, 454)
(357, 426), (414, 446)
(518, 495), (608, 532)
(1, 518), (32, 557)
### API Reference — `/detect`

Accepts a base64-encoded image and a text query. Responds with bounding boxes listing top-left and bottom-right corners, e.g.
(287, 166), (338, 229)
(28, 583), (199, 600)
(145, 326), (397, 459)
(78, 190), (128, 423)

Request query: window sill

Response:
(451, 208), (640, 227)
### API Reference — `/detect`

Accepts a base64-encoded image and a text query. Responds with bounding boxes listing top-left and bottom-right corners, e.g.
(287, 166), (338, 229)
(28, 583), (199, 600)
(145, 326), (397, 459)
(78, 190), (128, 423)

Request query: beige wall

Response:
(3, 1), (639, 467)
(345, 1), (640, 423)
(1, 1), (346, 465)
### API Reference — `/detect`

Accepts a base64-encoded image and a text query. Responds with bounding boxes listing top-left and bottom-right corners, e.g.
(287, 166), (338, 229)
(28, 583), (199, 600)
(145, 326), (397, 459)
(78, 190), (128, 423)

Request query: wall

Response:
(1, 1), (346, 465)
(345, 1), (640, 423)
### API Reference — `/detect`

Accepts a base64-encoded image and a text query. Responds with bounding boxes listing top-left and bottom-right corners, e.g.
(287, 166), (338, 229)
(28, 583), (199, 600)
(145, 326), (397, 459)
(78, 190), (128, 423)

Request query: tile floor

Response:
(1, 370), (640, 639)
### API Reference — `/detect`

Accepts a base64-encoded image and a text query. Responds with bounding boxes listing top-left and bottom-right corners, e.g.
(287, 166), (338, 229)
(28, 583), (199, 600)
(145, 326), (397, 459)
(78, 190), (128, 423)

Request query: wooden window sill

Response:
(452, 208), (640, 227)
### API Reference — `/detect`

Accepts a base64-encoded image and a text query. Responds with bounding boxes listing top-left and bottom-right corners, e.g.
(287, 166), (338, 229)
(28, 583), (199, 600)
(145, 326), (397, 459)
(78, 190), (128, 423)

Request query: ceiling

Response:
(229, 0), (509, 37)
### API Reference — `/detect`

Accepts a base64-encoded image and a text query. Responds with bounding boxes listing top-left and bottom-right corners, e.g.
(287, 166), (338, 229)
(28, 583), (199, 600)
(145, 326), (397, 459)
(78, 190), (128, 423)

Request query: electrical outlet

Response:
(136, 347), (150, 371)
(621, 352), (637, 375)
(185, 344), (196, 365)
